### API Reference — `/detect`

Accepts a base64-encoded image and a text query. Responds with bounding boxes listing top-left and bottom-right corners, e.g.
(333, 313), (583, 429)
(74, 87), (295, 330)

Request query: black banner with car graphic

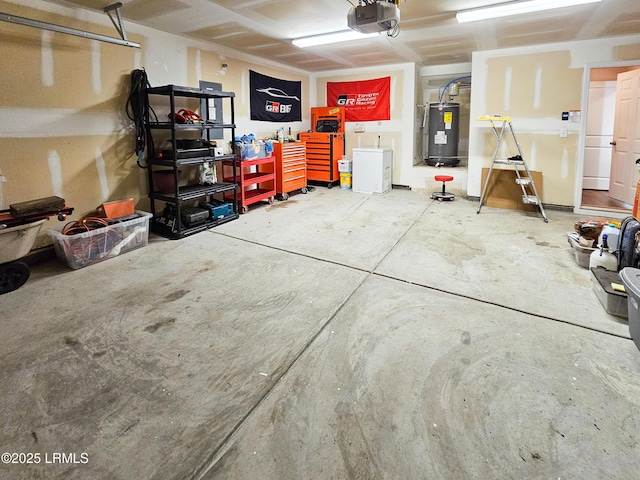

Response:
(250, 70), (301, 122)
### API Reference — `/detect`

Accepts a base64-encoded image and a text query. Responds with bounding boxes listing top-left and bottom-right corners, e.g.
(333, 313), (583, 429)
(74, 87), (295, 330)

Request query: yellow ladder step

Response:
(477, 115), (511, 122)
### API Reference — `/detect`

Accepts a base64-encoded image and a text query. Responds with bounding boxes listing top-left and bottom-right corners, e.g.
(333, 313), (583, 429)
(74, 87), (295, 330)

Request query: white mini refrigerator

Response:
(352, 148), (393, 194)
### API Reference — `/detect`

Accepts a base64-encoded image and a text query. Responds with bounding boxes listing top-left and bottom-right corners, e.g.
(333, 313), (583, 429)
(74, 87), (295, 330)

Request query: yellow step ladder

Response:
(476, 115), (547, 222)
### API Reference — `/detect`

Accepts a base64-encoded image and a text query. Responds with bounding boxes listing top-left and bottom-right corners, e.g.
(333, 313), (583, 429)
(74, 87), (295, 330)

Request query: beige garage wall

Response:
(186, 48), (310, 140)
(0, 1), (145, 249)
(313, 63), (417, 188)
(0, 0), (309, 249)
(468, 36), (640, 207)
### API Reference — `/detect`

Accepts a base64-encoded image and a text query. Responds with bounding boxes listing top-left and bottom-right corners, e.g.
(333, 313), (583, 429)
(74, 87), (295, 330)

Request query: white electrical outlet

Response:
(354, 123), (365, 133)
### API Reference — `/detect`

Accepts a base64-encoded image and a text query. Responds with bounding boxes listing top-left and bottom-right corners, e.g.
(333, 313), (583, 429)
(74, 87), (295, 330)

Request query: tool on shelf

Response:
(476, 115), (547, 222)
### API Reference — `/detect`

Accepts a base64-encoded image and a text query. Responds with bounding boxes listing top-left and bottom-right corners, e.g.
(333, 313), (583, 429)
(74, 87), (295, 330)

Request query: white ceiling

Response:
(40, 0), (640, 72)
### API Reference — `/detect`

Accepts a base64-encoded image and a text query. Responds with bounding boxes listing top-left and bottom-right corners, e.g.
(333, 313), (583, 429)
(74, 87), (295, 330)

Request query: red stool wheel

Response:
(431, 175), (455, 201)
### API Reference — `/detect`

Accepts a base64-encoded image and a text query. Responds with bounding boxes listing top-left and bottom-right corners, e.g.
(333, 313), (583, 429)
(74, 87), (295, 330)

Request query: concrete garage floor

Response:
(1, 188), (639, 479)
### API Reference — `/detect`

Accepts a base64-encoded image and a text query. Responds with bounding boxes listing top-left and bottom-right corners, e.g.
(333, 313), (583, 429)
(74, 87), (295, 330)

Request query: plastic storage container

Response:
(567, 232), (597, 268)
(50, 211), (152, 269)
(235, 142), (269, 160)
(620, 267), (640, 351)
(338, 159), (352, 172)
(590, 267), (628, 318)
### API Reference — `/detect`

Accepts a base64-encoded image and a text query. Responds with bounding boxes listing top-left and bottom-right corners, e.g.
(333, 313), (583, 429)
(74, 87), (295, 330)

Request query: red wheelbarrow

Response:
(0, 197), (73, 295)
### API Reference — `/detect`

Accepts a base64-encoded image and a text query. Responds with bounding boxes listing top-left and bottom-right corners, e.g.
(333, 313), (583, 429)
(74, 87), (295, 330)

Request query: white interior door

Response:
(583, 81), (615, 190)
(609, 69), (640, 204)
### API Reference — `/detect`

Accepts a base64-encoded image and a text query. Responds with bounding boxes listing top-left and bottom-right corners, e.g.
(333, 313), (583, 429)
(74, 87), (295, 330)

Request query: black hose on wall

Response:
(126, 69), (154, 168)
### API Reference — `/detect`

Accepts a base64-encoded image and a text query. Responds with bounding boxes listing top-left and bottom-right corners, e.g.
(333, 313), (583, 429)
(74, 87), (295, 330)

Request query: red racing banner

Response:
(326, 77), (390, 122)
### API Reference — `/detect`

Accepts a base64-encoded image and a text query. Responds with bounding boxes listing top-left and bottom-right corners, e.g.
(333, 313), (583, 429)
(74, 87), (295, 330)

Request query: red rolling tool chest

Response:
(299, 107), (346, 188)
(273, 142), (307, 200)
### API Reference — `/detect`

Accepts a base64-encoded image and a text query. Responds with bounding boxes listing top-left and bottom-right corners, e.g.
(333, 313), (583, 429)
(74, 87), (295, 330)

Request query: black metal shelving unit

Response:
(145, 84), (239, 239)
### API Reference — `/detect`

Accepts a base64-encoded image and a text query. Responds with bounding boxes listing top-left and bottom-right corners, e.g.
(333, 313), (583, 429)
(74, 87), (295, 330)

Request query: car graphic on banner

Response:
(256, 87), (300, 102)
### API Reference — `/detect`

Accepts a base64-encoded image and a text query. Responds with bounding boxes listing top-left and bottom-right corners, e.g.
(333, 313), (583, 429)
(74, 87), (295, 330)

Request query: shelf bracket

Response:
(0, 3), (141, 49)
(103, 3), (128, 42)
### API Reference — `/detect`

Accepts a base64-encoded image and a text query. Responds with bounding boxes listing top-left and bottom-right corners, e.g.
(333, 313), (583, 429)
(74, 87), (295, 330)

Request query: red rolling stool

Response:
(431, 175), (455, 201)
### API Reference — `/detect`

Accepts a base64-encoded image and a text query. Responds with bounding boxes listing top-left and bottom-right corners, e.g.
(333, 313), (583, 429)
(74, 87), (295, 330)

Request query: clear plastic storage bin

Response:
(567, 232), (597, 268)
(50, 211), (152, 269)
(590, 267), (628, 318)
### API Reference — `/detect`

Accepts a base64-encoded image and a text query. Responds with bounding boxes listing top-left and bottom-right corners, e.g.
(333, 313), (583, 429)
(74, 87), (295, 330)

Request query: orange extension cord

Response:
(61, 217), (120, 265)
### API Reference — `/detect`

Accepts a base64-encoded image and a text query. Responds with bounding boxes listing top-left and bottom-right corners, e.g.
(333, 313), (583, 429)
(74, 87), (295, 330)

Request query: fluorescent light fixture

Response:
(292, 30), (379, 48)
(456, 0), (601, 23)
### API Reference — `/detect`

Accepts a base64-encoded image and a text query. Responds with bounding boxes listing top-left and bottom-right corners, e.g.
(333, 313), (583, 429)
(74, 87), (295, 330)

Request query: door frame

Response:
(574, 60), (640, 218)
